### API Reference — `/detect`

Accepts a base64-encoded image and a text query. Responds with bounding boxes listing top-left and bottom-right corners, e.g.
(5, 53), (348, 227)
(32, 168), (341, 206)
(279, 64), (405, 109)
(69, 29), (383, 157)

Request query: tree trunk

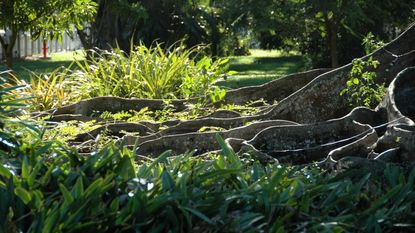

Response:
(1, 45), (7, 66)
(0, 31), (18, 69)
(325, 16), (339, 68)
(209, 12), (219, 57)
(76, 28), (92, 51)
(5, 48), (13, 69)
(329, 24), (339, 68)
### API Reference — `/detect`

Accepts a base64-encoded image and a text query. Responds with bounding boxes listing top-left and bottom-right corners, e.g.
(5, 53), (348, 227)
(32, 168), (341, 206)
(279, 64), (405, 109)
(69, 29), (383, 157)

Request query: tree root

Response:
(74, 122), (155, 141)
(221, 68), (332, 105)
(48, 114), (101, 122)
(238, 118), (377, 165)
(260, 25), (415, 124)
(44, 24), (415, 166)
(201, 109), (242, 118)
(49, 96), (188, 116)
(133, 120), (298, 157)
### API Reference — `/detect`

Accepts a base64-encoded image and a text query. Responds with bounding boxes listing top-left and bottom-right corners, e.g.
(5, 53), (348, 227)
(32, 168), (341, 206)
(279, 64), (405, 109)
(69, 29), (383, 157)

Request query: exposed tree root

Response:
(45, 24), (415, 166)
(260, 26), (415, 124)
(133, 120), (298, 156)
(221, 68), (332, 105)
(49, 96), (188, 116)
(239, 118), (377, 165)
(201, 109), (242, 118)
(48, 114), (101, 122)
(74, 122), (155, 141)
(378, 67), (415, 125)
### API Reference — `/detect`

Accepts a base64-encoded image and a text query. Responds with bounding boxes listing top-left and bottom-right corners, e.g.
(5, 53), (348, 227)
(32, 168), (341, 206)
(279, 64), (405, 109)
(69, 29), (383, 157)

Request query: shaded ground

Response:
(0, 50), (84, 80)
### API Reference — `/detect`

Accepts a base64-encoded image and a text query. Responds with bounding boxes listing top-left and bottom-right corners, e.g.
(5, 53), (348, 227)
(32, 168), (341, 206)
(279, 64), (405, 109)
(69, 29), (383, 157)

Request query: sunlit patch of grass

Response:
(217, 49), (305, 89)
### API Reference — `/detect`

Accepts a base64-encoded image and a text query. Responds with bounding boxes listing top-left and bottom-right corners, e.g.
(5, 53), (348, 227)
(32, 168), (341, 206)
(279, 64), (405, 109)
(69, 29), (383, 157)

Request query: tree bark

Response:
(325, 15), (339, 68)
(0, 31), (18, 69)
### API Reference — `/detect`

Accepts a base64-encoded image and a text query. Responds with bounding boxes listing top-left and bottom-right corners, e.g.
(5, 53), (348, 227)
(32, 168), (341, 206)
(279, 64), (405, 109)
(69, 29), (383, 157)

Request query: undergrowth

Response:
(97, 103), (260, 124)
(17, 43), (232, 112)
(1, 74), (415, 233)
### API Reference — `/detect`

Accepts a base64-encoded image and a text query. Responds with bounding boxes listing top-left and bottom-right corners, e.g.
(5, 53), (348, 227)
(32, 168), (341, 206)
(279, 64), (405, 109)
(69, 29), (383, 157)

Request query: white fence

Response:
(0, 31), (83, 59)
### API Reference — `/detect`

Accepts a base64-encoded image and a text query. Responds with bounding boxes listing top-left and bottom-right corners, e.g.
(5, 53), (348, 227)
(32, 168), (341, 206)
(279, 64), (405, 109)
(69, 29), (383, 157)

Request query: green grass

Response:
(1, 49), (305, 89)
(217, 49), (306, 89)
(0, 50), (84, 80)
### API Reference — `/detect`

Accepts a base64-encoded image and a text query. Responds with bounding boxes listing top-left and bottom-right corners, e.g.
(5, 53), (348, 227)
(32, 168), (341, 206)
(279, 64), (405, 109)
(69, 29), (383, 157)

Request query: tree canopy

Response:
(0, 0), (96, 68)
(77, 0), (414, 67)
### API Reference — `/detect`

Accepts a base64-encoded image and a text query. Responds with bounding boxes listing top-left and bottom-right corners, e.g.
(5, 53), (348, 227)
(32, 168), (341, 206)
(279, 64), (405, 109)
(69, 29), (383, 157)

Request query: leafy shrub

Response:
(362, 32), (386, 55)
(15, 43), (231, 111)
(17, 67), (80, 111)
(73, 43), (231, 101)
(340, 57), (386, 108)
(340, 33), (387, 109)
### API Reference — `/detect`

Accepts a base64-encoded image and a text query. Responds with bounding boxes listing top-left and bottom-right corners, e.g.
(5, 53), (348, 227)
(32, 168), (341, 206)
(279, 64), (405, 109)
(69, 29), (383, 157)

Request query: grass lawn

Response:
(2, 49), (305, 88)
(217, 49), (306, 89)
(0, 50), (85, 80)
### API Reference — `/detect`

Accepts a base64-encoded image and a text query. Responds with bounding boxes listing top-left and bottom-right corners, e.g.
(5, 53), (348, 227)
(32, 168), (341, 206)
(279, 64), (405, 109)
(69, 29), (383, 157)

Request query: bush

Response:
(340, 57), (386, 108)
(16, 43), (231, 111)
(18, 67), (80, 111)
(74, 43), (230, 101)
(340, 33), (387, 109)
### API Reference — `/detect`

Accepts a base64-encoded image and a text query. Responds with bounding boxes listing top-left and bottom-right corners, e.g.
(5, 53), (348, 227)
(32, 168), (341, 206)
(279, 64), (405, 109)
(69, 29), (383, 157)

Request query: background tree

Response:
(0, 0), (96, 68)
(77, 0), (215, 54)
(284, 0), (415, 67)
(76, 0), (147, 53)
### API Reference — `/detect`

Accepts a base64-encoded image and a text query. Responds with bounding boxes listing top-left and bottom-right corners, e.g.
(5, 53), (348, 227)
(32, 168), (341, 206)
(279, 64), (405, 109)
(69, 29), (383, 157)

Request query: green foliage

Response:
(340, 32), (387, 108)
(340, 57), (386, 108)
(0, 0), (96, 67)
(74, 43), (230, 102)
(17, 67), (79, 111)
(362, 32), (386, 55)
(0, 0), (96, 38)
(1, 112), (415, 232)
(2, 60), (415, 232)
(12, 45), (231, 111)
(0, 72), (27, 117)
(43, 120), (101, 143)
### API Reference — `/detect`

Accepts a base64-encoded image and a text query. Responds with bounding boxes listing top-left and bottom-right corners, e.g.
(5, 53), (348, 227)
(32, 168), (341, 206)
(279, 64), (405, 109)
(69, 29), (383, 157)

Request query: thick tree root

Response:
(221, 68), (332, 105)
(374, 67), (415, 161)
(378, 67), (415, 125)
(74, 122), (155, 141)
(239, 118), (377, 165)
(49, 96), (188, 116)
(133, 120), (298, 157)
(45, 24), (415, 166)
(48, 114), (101, 122)
(150, 115), (259, 136)
(201, 109), (242, 118)
(260, 26), (415, 124)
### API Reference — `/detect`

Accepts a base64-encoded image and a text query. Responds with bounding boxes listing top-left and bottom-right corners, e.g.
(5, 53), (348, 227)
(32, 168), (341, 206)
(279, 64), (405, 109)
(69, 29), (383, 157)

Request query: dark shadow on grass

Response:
(1, 59), (81, 80)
